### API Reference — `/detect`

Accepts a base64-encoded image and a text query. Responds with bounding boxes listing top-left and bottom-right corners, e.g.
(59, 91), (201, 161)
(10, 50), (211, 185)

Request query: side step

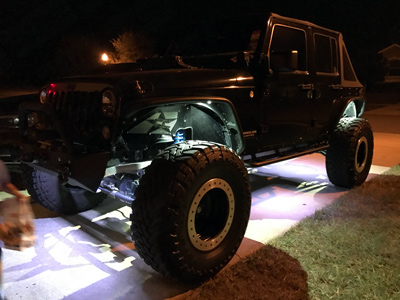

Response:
(244, 144), (329, 167)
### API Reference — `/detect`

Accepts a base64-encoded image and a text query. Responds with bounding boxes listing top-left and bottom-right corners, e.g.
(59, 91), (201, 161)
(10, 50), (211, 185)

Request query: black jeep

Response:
(0, 92), (37, 188)
(19, 13), (373, 282)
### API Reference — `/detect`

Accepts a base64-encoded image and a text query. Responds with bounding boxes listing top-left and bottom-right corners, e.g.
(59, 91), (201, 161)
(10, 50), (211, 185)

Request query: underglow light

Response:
(78, 241), (111, 253)
(49, 83), (56, 93)
(77, 241), (136, 271)
(91, 206), (131, 223)
(245, 219), (298, 243)
(105, 257), (135, 272)
(296, 181), (328, 194)
(59, 225), (81, 240)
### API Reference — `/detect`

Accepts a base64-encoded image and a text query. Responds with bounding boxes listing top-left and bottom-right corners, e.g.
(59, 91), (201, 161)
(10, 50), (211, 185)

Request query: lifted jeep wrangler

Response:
(19, 13), (373, 282)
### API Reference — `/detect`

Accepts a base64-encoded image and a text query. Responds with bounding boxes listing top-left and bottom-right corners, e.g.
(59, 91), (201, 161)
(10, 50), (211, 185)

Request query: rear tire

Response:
(131, 141), (251, 283)
(23, 167), (106, 214)
(326, 118), (373, 188)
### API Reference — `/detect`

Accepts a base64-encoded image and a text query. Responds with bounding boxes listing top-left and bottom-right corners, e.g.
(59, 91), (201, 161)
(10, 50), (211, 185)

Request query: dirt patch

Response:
(169, 245), (308, 300)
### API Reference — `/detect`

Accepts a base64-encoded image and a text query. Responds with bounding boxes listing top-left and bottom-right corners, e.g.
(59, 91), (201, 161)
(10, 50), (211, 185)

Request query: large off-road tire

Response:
(131, 141), (251, 283)
(23, 167), (106, 214)
(326, 117), (374, 188)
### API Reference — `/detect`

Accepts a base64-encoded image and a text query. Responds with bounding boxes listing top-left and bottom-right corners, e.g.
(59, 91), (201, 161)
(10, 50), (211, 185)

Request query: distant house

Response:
(379, 44), (400, 82)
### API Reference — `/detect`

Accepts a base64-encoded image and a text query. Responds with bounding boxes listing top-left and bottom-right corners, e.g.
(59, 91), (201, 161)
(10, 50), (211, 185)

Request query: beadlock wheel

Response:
(188, 178), (235, 251)
(130, 141), (251, 283)
(355, 136), (368, 173)
(326, 117), (374, 188)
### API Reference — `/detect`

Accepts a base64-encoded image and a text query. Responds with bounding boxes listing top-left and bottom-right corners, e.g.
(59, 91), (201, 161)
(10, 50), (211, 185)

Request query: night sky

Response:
(1, 0), (399, 86)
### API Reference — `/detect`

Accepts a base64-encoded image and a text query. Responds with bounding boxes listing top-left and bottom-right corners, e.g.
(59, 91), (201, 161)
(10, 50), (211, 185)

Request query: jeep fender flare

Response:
(327, 96), (366, 133)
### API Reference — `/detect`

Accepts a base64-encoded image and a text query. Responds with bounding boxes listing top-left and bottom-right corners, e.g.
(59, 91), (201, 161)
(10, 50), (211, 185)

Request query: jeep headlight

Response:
(102, 90), (116, 117)
(40, 89), (48, 103)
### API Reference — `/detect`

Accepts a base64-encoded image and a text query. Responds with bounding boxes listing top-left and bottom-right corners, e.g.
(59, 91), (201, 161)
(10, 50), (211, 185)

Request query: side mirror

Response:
(270, 50), (299, 72)
(248, 53), (269, 77)
(234, 52), (252, 67)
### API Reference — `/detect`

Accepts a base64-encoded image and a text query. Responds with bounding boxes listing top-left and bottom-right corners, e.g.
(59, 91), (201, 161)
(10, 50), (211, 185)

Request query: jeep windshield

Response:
(161, 13), (268, 55)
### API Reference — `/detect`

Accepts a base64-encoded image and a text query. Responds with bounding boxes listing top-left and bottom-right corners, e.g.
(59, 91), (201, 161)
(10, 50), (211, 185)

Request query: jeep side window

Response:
(342, 45), (358, 82)
(269, 25), (307, 72)
(314, 34), (338, 74)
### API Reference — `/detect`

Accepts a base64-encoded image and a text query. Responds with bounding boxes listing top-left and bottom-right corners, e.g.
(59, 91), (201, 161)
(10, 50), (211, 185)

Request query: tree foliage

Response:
(110, 31), (154, 63)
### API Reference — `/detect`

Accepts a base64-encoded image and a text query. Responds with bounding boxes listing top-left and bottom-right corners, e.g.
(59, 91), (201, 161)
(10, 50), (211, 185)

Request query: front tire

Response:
(23, 167), (106, 214)
(131, 141), (251, 283)
(326, 118), (374, 188)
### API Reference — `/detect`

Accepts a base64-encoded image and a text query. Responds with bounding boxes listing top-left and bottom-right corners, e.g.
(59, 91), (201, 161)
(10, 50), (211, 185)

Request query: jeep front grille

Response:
(46, 90), (108, 146)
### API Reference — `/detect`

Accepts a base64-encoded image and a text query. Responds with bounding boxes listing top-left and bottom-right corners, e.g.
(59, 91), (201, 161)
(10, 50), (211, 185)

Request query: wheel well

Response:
(328, 97), (366, 133)
(116, 100), (244, 163)
(343, 101), (357, 118)
(353, 99), (366, 117)
(343, 99), (365, 118)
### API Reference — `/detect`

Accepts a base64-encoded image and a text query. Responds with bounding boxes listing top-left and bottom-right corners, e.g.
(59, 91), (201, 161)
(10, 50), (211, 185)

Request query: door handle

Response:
(298, 83), (313, 90)
(329, 84), (343, 90)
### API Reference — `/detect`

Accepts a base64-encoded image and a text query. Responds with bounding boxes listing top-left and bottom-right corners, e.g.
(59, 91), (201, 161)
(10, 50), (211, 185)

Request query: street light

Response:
(101, 52), (109, 63)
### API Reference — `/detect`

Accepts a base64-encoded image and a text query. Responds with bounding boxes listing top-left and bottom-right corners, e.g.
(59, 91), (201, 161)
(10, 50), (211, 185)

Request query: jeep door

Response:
(306, 30), (341, 140)
(307, 30), (363, 139)
(262, 22), (312, 147)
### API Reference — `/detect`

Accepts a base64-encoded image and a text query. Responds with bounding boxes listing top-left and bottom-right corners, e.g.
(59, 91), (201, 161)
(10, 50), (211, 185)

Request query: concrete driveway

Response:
(2, 102), (399, 300)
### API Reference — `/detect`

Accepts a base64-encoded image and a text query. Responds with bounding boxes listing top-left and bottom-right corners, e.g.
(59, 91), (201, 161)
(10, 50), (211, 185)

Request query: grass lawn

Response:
(174, 166), (400, 300)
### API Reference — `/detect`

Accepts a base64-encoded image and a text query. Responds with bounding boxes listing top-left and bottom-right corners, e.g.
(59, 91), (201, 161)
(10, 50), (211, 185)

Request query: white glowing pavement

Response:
(2, 154), (394, 300)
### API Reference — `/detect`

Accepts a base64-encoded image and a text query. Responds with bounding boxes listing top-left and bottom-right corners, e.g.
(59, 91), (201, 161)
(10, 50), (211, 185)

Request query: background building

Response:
(379, 44), (400, 83)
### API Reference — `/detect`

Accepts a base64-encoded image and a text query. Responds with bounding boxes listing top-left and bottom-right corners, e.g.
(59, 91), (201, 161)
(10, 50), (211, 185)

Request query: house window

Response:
(388, 60), (400, 76)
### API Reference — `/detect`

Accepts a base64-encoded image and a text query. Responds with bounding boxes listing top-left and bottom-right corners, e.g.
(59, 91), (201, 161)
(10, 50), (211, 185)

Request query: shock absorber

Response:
(173, 130), (185, 144)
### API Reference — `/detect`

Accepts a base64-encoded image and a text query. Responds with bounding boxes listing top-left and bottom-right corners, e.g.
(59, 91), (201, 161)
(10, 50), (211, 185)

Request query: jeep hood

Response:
(42, 65), (254, 98)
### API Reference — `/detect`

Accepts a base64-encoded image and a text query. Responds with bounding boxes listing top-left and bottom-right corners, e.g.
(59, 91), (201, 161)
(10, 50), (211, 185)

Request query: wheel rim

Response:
(188, 178), (235, 251)
(355, 136), (368, 173)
